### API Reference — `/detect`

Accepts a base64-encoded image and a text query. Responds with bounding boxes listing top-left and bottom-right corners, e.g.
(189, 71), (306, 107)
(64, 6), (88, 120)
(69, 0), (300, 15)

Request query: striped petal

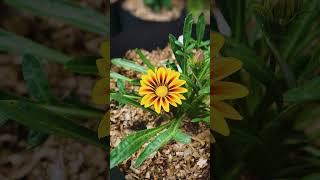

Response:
(160, 97), (170, 112)
(170, 87), (188, 94)
(140, 94), (156, 107)
(96, 58), (109, 77)
(168, 79), (186, 88)
(166, 95), (178, 107)
(157, 67), (167, 85)
(212, 81), (249, 100)
(169, 93), (182, 105)
(211, 32), (225, 56)
(139, 86), (154, 95)
(98, 112), (109, 138)
(212, 107), (230, 136)
(213, 101), (242, 120)
(100, 41), (109, 59)
(154, 98), (161, 113)
(213, 57), (242, 81)
(92, 78), (108, 105)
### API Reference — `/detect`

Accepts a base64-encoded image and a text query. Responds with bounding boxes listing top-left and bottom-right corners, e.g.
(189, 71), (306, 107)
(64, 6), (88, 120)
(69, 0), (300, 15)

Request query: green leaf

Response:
(173, 130), (191, 144)
(135, 117), (182, 167)
(136, 49), (154, 71)
(110, 93), (154, 114)
(196, 13), (205, 45)
(302, 173), (320, 180)
(110, 122), (170, 169)
(169, 34), (184, 69)
(116, 79), (126, 94)
(0, 112), (9, 127)
(282, 0), (320, 60)
(22, 55), (55, 102)
(0, 100), (106, 149)
(284, 77), (320, 103)
(183, 14), (193, 47)
(112, 58), (147, 73)
(3, 0), (108, 36)
(64, 56), (99, 75)
(192, 116), (209, 123)
(27, 130), (49, 149)
(0, 28), (70, 64)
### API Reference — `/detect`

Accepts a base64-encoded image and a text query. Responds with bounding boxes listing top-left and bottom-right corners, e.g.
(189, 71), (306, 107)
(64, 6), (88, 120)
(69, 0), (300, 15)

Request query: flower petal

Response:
(141, 94), (156, 107)
(212, 81), (249, 100)
(212, 107), (230, 136)
(98, 112), (109, 138)
(170, 87), (188, 94)
(168, 79), (186, 89)
(160, 97), (170, 112)
(153, 97), (161, 113)
(213, 101), (242, 120)
(169, 94), (182, 105)
(166, 95), (177, 107)
(96, 58), (109, 77)
(100, 41), (109, 58)
(213, 57), (242, 81)
(92, 78), (108, 105)
(139, 86), (154, 95)
(211, 32), (225, 56)
(156, 67), (167, 85)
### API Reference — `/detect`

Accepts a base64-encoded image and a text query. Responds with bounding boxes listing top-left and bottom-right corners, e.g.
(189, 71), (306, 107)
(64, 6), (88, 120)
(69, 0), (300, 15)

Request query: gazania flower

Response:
(91, 41), (109, 138)
(211, 32), (248, 142)
(139, 67), (188, 114)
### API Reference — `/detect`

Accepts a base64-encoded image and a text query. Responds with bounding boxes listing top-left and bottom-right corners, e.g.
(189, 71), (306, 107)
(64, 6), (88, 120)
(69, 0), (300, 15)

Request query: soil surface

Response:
(110, 47), (210, 179)
(122, 0), (184, 22)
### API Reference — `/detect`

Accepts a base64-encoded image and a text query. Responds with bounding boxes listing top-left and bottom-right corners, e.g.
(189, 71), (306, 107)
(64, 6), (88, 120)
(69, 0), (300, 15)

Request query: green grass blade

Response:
(111, 58), (147, 73)
(110, 122), (171, 168)
(136, 49), (154, 71)
(110, 71), (134, 82)
(22, 55), (55, 102)
(3, 0), (108, 36)
(135, 117), (182, 167)
(0, 100), (107, 149)
(64, 56), (99, 75)
(0, 28), (70, 64)
(110, 93), (154, 114)
(284, 77), (320, 103)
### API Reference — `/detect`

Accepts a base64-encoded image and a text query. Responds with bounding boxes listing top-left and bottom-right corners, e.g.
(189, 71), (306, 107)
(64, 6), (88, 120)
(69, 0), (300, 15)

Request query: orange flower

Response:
(139, 67), (188, 114)
(211, 32), (249, 142)
(91, 41), (109, 138)
(92, 41), (109, 105)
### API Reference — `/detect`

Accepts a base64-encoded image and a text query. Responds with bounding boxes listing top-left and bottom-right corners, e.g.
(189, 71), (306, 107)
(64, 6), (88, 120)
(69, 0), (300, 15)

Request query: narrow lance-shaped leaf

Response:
(183, 14), (193, 47)
(173, 130), (191, 144)
(22, 55), (55, 102)
(196, 13), (206, 46)
(22, 54), (57, 148)
(111, 93), (155, 114)
(284, 77), (320, 103)
(112, 58), (147, 73)
(135, 116), (182, 167)
(0, 28), (70, 64)
(110, 122), (171, 168)
(0, 100), (107, 149)
(136, 49), (155, 71)
(64, 56), (99, 75)
(3, 0), (109, 36)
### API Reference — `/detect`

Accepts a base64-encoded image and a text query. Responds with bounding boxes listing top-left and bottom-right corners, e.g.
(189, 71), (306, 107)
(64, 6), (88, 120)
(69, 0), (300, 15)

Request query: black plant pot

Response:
(119, 3), (186, 31)
(110, 1), (122, 36)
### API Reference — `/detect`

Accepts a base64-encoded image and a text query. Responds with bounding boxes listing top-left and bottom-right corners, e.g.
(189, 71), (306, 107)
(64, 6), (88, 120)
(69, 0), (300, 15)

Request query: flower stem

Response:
(263, 33), (296, 88)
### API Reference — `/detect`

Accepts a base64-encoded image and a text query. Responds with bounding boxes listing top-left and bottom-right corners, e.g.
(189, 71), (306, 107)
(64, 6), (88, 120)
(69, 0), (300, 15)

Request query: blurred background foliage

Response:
(212, 0), (320, 179)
